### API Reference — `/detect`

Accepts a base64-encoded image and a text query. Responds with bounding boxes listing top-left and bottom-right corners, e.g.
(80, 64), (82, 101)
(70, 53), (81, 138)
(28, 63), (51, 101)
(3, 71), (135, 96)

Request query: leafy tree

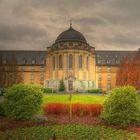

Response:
(59, 80), (65, 91)
(0, 53), (22, 88)
(116, 53), (140, 90)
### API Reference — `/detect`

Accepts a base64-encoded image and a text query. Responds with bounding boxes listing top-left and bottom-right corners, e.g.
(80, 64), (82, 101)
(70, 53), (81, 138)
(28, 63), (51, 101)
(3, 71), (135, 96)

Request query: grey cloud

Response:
(0, 0), (140, 50)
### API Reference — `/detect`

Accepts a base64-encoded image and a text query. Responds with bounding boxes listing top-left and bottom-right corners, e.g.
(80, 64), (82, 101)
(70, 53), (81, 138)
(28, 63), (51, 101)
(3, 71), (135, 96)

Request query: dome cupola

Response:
(55, 26), (87, 43)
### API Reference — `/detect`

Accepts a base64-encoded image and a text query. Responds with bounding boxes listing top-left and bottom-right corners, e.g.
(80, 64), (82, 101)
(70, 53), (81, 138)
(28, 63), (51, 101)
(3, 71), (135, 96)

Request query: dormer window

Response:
(3, 59), (7, 64)
(107, 60), (111, 64)
(41, 60), (45, 65)
(32, 59), (36, 64)
(23, 59), (26, 64)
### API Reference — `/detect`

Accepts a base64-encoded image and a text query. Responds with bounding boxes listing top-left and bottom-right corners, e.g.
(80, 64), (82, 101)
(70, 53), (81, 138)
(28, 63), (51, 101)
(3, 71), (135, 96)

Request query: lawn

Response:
(42, 94), (106, 105)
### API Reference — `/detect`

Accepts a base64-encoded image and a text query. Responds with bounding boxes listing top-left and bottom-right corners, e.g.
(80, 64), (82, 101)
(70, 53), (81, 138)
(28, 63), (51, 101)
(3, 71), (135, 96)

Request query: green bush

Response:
(3, 84), (43, 120)
(87, 89), (102, 94)
(59, 80), (65, 92)
(43, 88), (56, 93)
(0, 102), (4, 116)
(101, 86), (140, 125)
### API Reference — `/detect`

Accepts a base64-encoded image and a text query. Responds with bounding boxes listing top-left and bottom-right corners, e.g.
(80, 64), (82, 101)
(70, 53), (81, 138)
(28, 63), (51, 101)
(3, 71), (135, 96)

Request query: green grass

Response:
(42, 94), (106, 105)
(1, 125), (139, 140)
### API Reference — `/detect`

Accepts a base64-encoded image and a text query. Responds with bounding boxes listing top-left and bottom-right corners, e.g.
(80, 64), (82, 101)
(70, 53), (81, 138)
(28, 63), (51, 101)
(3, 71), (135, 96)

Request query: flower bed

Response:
(0, 125), (139, 140)
(43, 103), (103, 117)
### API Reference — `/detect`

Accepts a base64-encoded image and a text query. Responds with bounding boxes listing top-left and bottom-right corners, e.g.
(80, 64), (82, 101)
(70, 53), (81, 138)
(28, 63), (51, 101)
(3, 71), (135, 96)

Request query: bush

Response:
(3, 84), (43, 120)
(43, 88), (56, 93)
(43, 103), (103, 117)
(87, 89), (102, 94)
(101, 86), (140, 125)
(59, 80), (65, 92)
(0, 102), (4, 116)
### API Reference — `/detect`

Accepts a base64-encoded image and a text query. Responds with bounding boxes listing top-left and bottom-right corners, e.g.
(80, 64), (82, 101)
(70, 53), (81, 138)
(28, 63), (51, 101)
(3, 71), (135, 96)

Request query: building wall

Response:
(17, 65), (46, 86)
(45, 42), (96, 91)
(96, 66), (119, 91)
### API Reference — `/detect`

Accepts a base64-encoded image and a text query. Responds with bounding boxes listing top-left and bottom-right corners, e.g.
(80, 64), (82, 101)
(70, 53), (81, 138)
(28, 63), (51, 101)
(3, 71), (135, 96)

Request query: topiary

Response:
(59, 80), (65, 92)
(101, 86), (140, 125)
(3, 84), (43, 120)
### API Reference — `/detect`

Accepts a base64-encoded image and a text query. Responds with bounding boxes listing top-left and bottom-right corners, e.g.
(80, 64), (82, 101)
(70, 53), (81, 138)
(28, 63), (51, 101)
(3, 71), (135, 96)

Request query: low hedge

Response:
(43, 103), (103, 117)
(43, 88), (56, 93)
(87, 89), (102, 94)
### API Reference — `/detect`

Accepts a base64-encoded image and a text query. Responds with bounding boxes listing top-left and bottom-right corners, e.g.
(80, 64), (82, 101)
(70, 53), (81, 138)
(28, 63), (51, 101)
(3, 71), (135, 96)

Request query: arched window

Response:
(53, 56), (55, 69)
(69, 54), (73, 69)
(59, 55), (63, 69)
(79, 55), (82, 69)
(86, 56), (89, 70)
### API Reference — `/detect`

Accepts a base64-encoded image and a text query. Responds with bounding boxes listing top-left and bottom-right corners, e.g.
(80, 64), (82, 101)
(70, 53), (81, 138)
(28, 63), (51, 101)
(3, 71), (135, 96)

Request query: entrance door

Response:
(68, 80), (73, 91)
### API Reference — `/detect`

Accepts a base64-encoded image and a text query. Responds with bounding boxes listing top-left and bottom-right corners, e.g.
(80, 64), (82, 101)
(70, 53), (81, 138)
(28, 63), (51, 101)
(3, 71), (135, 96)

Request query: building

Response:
(0, 25), (140, 91)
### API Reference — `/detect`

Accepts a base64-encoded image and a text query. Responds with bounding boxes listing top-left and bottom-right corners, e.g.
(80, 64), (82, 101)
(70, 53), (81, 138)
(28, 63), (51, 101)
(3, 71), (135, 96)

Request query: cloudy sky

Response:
(0, 0), (140, 50)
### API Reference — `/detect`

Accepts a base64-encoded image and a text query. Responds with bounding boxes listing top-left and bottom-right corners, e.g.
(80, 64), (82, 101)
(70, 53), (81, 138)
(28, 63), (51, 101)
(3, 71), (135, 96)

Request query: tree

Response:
(59, 80), (65, 91)
(116, 53), (140, 90)
(0, 53), (22, 88)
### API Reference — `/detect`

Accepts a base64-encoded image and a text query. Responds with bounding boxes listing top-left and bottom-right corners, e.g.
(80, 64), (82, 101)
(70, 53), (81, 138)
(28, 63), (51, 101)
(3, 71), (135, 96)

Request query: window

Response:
(107, 67), (111, 72)
(68, 54), (73, 69)
(86, 56), (89, 70)
(98, 75), (102, 81)
(21, 66), (25, 71)
(21, 74), (24, 80)
(30, 74), (35, 80)
(59, 55), (63, 69)
(53, 56), (55, 69)
(40, 66), (45, 72)
(79, 55), (82, 69)
(32, 59), (36, 64)
(116, 60), (120, 64)
(40, 74), (44, 80)
(23, 59), (26, 64)
(41, 60), (45, 65)
(3, 59), (7, 64)
(98, 83), (102, 89)
(107, 60), (111, 64)
(30, 66), (35, 72)
(107, 75), (111, 80)
(98, 67), (101, 72)
(107, 83), (111, 90)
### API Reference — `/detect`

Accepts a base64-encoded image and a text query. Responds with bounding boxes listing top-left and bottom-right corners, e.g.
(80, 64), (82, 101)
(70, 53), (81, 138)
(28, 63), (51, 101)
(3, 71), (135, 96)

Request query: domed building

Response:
(45, 25), (96, 92)
(0, 24), (139, 91)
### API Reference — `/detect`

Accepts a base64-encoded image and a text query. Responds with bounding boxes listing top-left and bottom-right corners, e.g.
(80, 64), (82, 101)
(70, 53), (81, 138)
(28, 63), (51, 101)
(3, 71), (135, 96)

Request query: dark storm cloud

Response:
(0, 0), (140, 50)
(0, 23), (46, 41)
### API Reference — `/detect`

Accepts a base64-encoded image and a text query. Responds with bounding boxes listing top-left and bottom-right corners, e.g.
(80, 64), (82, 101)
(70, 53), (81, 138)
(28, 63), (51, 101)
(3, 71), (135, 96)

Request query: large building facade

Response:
(0, 26), (140, 91)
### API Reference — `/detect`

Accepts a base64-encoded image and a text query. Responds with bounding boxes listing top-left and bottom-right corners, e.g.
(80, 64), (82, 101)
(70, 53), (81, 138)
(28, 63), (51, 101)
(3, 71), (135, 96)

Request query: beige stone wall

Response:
(45, 42), (96, 91)
(96, 66), (119, 91)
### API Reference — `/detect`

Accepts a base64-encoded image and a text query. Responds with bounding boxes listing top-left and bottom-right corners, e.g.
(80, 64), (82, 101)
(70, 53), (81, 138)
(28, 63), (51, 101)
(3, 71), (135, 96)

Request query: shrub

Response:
(101, 86), (140, 125)
(87, 89), (102, 94)
(43, 103), (68, 115)
(0, 102), (4, 116)
(3, 84), (43, 120)
(43, 88), (56, 93)
(43, 103), (103, 117)
(59, 80), (65, 92)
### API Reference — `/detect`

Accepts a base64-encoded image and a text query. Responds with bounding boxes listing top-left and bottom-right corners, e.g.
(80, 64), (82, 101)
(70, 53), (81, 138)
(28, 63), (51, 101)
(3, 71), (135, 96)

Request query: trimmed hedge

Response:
(101, 86), (140, 125)
(87, 89), (102, 94)
(3, 84), (43, 120)
(43, 88), (56, 93)
(43, 103), (103, 117)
